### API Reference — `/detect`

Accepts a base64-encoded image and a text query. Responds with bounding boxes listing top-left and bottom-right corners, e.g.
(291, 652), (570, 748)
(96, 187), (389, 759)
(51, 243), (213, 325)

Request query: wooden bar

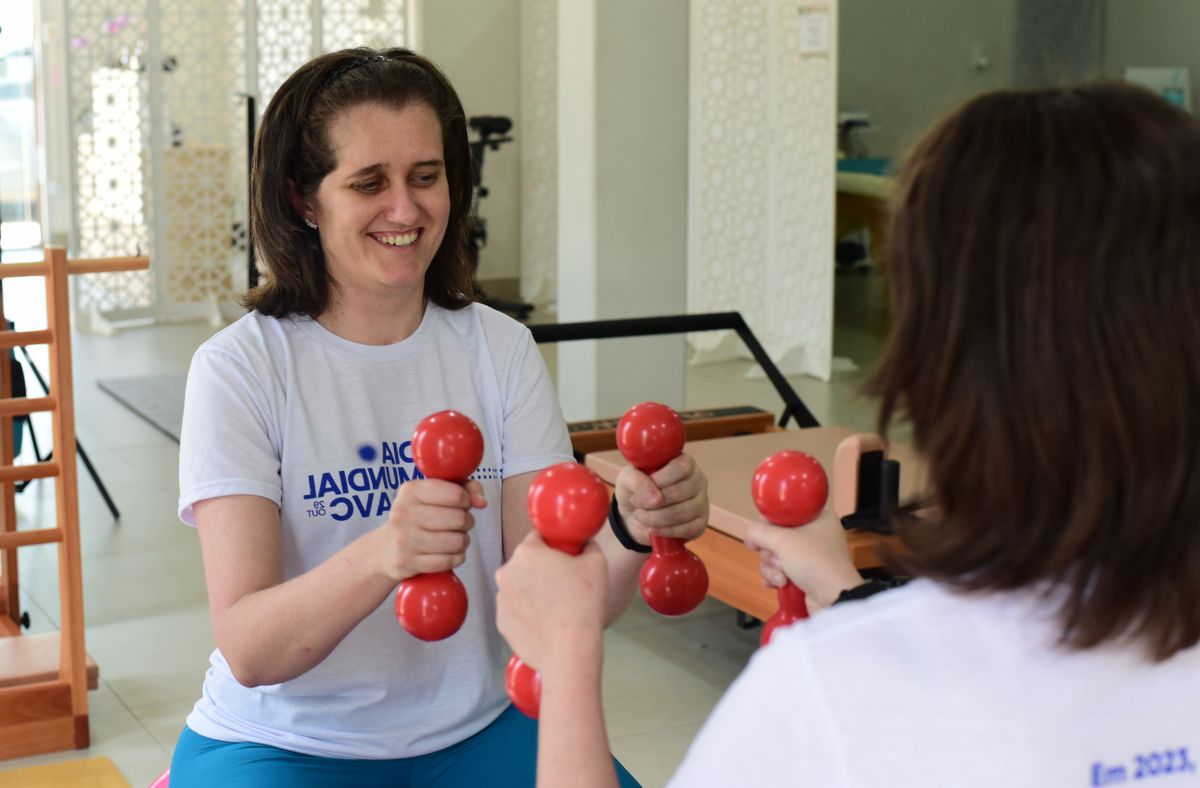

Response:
(0, 255), (148, 279)
(66, 256), (150, 274)
(0, 262), (45, 279)
(0, 330), (53, 351)
(0, 396), (56, 418)
(0, 528), (63, 550)
(45, 247), (89, 725)
(0, 634), (99, 690)
(0, 462), (60, 483)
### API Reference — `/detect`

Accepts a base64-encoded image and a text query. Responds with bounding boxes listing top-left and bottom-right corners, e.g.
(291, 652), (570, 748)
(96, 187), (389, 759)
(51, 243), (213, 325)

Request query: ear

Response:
(287, 178), (314, 223)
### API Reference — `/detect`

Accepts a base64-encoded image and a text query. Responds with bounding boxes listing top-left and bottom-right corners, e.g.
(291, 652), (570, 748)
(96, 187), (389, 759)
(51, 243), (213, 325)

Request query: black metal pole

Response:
(527, 312), (819, 429)
(16, 345), (120, 520)
(246, 94), (258, 290)
(75, 442), (120, 520)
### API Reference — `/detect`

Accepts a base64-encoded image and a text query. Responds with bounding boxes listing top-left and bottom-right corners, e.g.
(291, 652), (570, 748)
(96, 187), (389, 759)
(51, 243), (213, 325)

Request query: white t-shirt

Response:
(671, 579), (1200, 787)
(177, 303), (573, 759)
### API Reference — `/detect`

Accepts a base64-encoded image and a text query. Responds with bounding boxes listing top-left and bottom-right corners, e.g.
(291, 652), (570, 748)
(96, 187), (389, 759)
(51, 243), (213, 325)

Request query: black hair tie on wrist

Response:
(608, 495), (651, 553)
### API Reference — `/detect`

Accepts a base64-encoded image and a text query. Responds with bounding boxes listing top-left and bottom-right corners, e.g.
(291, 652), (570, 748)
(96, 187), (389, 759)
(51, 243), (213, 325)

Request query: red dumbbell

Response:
(394, 410), (484, 642)
(750, 450), (829, 647)
(615, 402), (709, 616)
(506, 462), (610, 718)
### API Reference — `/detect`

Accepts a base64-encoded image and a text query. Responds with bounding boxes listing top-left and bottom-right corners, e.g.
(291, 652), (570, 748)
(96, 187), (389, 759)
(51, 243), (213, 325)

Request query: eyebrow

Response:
(344, 160), (445, 180)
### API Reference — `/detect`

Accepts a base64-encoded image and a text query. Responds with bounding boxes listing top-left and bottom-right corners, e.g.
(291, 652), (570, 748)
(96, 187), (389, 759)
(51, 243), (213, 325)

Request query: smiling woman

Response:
(165, 46), (700, 788)
(294, 101), (452, 343)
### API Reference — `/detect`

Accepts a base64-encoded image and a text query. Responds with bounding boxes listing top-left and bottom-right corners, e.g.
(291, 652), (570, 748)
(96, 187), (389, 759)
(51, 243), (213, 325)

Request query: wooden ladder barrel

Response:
(0, 247), (149, 760)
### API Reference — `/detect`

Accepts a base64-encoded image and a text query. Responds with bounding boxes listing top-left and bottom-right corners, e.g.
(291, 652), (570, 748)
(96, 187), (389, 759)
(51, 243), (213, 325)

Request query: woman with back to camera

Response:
(168, 47), (708, 787)
(495, 81), (1200, 786)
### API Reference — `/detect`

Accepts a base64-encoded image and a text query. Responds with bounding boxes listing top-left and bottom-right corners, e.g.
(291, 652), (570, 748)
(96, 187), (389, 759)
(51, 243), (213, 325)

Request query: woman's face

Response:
(304, 101), (451, 307)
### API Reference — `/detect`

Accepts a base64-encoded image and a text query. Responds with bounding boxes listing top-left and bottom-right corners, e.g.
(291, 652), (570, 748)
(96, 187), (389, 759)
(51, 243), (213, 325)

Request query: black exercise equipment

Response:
(527, 311), (820, 429)
(468, 115), (535, 321)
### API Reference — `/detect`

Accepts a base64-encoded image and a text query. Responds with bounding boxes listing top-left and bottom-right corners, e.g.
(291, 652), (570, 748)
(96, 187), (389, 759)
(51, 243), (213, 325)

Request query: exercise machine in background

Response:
(467, 116), (534, 321)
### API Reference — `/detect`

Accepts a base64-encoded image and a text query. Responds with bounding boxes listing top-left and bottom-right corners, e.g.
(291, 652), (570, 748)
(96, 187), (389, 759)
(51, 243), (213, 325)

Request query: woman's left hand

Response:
(614, 453), (709, 546)
(495, 532), (608, 671)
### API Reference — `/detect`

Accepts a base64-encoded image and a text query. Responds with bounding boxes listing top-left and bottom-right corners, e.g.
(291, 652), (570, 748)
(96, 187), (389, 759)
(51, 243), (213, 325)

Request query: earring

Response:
(304, 218), (318, 230)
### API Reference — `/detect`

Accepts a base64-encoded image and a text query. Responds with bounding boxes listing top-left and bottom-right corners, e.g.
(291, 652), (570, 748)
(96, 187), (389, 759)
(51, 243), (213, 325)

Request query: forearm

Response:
(595, 527), (647, 626)
(215, 530), (397, 686)
(537, 636), (618, 788)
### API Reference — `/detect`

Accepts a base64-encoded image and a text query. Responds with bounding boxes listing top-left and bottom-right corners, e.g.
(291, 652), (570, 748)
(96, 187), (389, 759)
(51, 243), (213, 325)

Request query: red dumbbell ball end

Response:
(506, 654), (542, 719)
(412, 410), (485, 483)
(751, 450), (829, 526)
(526, 463), (610, 549)
(616, 402), (686, 473)
(394, 571), (469, 642)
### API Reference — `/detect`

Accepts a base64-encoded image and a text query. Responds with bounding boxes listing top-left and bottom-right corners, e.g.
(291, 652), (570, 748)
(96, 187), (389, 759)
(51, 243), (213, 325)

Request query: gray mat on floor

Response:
(97, 373), (187, 443)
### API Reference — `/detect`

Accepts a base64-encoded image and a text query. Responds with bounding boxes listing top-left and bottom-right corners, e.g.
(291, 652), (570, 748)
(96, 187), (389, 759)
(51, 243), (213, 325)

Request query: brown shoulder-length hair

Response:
(868, 82), (1200, 660)
(243, 47), (480, 317)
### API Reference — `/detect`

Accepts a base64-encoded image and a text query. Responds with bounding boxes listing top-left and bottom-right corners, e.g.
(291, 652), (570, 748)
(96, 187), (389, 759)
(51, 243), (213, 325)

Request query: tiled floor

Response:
(0, 266), (889, 787)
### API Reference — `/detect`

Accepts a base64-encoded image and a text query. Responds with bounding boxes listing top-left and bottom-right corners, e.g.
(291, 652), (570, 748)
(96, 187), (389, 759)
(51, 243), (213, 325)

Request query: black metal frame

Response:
(527, 312), (820, 429)
(11, 345), (121, 520)
(0, 296), (121, 521)
(467, 115), (534, 321)
(244, 94), (258, 290)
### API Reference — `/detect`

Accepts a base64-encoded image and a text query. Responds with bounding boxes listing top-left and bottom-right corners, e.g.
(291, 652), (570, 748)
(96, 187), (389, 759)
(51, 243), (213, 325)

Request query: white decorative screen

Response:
(67, 4), (155, 313)
(688, 0), (837, 380)
(255, 0), (313, 108)
(322, 0), (409, 52)
(61, 0), (408, 324)
(518, 0), (557, 308)
(160, 0), (241, 305)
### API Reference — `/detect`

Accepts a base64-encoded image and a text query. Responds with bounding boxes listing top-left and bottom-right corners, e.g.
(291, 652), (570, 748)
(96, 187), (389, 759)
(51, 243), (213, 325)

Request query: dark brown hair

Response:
(244, 48), (480, 316)
(868, 82), (1200, 660)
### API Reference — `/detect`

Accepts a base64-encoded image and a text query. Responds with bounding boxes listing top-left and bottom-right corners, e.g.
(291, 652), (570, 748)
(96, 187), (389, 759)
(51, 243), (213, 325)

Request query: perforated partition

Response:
(56, 1), (410, 330)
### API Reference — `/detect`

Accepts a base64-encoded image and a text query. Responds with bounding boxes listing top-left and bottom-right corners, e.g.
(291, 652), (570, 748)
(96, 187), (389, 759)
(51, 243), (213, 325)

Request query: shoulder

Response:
(765, 581), (974, 680)
(186, 313), (305, 397)
(784, 579), (967, 644)
(436, 301), (528, 335)
(193, 311), (294, 367)
(433, 302), (535, 358)
(766, 579), (1066, 697)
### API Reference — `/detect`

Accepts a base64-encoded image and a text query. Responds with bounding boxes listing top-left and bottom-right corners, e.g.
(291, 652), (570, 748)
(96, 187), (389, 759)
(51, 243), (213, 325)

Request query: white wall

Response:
(419, 0), (522, 282)
(838, 0), (1015, 158)
(1014, 0), (1102, 88)
(687, 0), (840, 381)
(555, 0), (690, 421)
(1105, 0), (1200, 112)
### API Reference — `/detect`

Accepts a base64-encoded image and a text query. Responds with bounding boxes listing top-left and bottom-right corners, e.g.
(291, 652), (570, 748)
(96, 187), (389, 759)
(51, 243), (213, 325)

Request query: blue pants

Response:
(169, 705), (642, 787)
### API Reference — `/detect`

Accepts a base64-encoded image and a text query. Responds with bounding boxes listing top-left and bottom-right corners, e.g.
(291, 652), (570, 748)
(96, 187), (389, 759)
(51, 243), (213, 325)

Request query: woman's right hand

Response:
(377, 479), (487, 582)
(743, 509), (864, 615)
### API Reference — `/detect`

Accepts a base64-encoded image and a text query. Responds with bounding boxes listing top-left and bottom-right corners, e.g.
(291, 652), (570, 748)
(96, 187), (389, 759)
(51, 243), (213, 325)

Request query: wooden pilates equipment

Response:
(0, 247), (149, 760)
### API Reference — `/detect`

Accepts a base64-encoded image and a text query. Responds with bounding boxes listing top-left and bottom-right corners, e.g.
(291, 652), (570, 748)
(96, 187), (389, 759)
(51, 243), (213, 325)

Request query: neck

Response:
(317, 288), (428, 345)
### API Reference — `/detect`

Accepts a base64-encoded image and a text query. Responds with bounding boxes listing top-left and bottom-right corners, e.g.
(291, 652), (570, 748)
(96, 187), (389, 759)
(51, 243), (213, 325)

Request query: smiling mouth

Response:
(371, 230), (420, 248)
